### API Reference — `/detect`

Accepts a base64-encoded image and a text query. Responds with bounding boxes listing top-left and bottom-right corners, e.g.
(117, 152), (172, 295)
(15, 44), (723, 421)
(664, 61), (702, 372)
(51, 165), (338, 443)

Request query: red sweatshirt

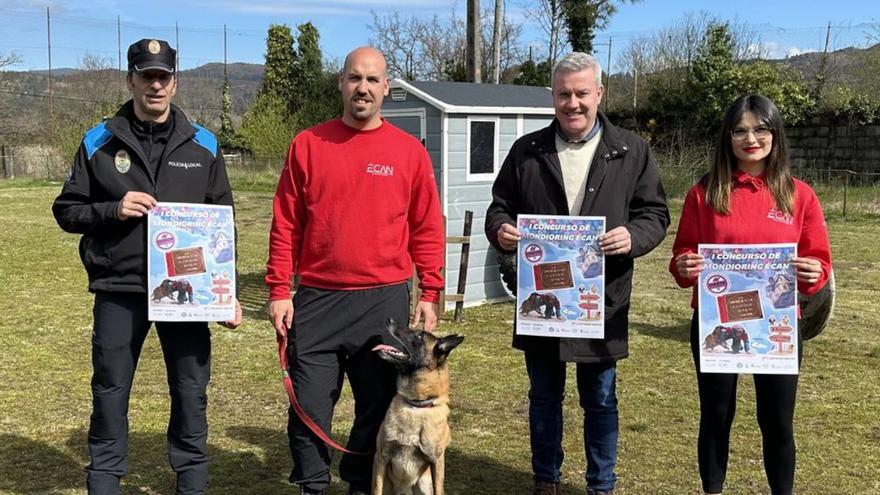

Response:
(266, 119), (445, 302)
(670, 170), (832, 308)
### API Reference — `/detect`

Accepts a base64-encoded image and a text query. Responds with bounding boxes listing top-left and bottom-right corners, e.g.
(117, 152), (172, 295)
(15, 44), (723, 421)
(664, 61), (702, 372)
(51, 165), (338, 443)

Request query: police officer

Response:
(52, 38), (241, 494)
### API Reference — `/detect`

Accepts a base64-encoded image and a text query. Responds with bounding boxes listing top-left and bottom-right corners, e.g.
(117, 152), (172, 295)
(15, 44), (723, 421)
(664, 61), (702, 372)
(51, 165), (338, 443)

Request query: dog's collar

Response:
(404, 397), (437, 408)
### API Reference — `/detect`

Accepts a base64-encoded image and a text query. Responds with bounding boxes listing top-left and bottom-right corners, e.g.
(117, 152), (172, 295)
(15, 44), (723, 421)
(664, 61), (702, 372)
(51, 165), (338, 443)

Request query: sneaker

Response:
(299, 488), (325, 495)
(533, 481), (559, 495)
(587, 489), (613, 495)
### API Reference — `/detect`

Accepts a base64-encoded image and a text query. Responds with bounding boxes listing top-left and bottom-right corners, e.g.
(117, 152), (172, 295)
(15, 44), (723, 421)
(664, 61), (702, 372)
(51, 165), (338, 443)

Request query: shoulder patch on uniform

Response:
(191, 124), (218, 158)
(83, 122), (113, 160)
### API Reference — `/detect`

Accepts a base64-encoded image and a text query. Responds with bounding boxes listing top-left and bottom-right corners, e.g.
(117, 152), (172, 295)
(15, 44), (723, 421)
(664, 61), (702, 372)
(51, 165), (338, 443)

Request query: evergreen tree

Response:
(690, 23), (742, 133)
(218, 78), (244, 152)
(561, 0), (640, 54)
(290, 22), (341, 128)
(260, 24), (296, 102)
(241, 24), (297, 156)
(512, 59), (552, 87)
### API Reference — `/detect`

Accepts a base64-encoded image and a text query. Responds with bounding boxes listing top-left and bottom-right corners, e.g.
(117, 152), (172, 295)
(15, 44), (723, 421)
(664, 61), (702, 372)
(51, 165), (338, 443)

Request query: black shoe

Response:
(587, 488), (613, 495)
(533, 481), (559, 495)
(299, 487), (325, 495)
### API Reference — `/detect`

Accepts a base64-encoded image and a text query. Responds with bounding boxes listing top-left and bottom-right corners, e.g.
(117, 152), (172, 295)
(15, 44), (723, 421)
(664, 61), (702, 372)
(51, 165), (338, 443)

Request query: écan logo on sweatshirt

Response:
(767, 208), (794, 225)
(366, 162), (394, 177)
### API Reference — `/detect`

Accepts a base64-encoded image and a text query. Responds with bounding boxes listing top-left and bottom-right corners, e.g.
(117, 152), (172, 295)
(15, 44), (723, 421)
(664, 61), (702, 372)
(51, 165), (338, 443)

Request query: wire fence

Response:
(659, 165), (880, 219)
(5, 152), (878, 219)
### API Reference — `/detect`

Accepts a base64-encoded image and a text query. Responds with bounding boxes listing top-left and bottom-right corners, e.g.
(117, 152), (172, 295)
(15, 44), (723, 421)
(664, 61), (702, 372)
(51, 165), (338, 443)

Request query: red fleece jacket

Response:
(266, 119), (445, 302)
(670, 171), (832, 308)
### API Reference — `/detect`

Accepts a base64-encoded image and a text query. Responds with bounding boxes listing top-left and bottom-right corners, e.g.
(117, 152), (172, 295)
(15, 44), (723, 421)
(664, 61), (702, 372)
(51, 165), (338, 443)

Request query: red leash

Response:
(277, 328), (369, 455)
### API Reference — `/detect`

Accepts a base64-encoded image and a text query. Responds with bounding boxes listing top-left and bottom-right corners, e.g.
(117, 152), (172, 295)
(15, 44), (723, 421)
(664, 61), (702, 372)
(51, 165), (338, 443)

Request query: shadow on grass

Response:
(0, 426), (556, 494)
(630, 318), (691, 343)
(0, 433), (83, 494)
(237, 270), (270, 322)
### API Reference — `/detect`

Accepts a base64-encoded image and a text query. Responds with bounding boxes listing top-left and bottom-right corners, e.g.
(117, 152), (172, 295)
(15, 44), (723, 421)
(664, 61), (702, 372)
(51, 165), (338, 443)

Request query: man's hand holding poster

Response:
(148, 202), (236, 322)
(516, 215), (605, 339)
(698, 243), (798, 375)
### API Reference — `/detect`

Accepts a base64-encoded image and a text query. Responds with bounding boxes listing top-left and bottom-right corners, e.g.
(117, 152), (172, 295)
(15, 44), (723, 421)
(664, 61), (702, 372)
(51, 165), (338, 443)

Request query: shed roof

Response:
(390, 79), (554, 115)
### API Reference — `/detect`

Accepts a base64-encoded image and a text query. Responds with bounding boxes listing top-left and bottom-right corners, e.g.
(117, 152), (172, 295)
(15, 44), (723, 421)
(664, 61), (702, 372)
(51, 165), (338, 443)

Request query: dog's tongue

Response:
(372, 344), (398, 352)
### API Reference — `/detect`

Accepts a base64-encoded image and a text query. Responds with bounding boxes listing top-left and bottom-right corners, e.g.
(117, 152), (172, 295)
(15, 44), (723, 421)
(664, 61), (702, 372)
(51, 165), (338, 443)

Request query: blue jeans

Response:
(525, 350), (618, 492)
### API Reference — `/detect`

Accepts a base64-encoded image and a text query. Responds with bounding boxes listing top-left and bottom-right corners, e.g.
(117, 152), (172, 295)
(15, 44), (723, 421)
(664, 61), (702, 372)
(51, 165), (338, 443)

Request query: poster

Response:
(698, 243), (798, 375)
(516, 215), (605, 339)
(147, 202), (236, 322)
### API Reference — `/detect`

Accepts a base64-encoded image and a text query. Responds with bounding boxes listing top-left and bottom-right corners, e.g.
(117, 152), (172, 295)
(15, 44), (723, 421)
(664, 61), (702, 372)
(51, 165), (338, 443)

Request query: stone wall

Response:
(787, 117), (880, 173)
(0, 145), (66, 180)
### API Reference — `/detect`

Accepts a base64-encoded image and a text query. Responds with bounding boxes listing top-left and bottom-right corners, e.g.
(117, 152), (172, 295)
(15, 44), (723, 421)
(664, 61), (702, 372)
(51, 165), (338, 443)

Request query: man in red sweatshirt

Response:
(265, 46), (445, 495)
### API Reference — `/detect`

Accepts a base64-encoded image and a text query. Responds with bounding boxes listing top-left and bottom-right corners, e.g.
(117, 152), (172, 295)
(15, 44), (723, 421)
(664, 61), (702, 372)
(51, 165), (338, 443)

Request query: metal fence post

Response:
(843, 172), (849, 220)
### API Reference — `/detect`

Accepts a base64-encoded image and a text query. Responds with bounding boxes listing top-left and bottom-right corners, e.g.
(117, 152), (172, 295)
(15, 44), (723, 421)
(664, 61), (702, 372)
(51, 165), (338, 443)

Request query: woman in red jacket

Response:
(669, 94), (831, 495)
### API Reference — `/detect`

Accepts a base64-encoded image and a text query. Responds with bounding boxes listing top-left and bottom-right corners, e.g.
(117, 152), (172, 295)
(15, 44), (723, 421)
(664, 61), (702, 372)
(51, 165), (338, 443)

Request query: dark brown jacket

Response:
(485, 113), (669, 363)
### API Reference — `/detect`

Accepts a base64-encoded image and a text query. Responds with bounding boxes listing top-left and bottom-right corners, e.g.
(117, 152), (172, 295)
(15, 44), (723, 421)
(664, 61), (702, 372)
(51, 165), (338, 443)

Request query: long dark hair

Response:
(705, 94), (795, 214)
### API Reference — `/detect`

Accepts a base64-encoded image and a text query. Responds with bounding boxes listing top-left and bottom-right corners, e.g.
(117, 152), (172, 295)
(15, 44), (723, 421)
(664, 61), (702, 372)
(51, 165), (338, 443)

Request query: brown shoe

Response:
(533, 481), (559, 495)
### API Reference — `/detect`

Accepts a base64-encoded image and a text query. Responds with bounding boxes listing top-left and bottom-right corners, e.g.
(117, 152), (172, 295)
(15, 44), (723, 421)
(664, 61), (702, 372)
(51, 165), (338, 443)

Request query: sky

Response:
(1, 0), (879, 72)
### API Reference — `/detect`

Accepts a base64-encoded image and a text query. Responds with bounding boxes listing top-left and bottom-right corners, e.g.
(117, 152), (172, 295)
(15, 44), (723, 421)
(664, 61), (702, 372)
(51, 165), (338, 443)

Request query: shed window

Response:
(468, 120), (497, 178)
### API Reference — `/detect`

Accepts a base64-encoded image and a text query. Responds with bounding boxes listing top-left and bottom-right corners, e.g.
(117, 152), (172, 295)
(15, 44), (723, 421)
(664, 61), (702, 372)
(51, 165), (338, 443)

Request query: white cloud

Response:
(759, 41), (818, 59)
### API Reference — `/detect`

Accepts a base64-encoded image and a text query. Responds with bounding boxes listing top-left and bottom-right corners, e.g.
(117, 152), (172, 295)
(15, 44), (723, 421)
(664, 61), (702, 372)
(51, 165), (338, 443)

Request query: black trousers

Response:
(86, 292), (211, 495)
(286, 284), (408, 493)
(689, 313), (801, 495)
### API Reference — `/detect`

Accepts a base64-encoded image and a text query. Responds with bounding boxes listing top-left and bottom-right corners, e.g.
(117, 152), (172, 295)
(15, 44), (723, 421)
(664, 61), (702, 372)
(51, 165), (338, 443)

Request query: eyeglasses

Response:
(731, 126), (772, 141)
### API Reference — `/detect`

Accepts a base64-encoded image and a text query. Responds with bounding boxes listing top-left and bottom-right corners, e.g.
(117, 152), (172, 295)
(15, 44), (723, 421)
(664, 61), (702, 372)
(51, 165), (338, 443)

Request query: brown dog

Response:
(372, 318), (464, 495)
(703, 325), (731, 351)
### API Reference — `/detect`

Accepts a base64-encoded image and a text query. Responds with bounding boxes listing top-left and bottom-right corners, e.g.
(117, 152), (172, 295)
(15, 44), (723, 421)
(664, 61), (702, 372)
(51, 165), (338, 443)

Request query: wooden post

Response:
(453, 211), (473, 322)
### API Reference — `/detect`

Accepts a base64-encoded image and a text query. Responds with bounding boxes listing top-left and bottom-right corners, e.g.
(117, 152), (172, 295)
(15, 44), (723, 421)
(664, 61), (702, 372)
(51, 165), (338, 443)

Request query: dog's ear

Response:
(433, 334), (464, 359)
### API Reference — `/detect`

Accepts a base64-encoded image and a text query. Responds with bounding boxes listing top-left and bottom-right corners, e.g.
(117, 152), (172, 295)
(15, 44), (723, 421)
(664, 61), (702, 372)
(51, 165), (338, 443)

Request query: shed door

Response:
(384, 114), (425, 146)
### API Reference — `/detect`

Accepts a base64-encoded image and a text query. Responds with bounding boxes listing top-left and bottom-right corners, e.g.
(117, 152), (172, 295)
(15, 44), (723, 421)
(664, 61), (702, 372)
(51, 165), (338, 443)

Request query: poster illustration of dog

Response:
(516, 215), (605, 339)
(698, 243), (798, 375)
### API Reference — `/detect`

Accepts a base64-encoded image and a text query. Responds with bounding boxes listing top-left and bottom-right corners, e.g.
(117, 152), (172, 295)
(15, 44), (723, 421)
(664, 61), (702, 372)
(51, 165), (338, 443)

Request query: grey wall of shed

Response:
(445, 114), (553, 307)
(381, 98), (444, 194)
(384, 95), (554, 307)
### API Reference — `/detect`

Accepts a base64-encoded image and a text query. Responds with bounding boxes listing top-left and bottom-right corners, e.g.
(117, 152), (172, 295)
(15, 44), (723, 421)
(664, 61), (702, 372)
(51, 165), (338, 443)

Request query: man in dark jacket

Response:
(485, 52), (669, 495)
(52, 38), (240, 495)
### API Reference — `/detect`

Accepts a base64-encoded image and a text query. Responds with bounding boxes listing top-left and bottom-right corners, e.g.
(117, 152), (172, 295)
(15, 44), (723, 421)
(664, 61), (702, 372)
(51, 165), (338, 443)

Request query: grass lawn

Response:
(0, 183), (878, 494)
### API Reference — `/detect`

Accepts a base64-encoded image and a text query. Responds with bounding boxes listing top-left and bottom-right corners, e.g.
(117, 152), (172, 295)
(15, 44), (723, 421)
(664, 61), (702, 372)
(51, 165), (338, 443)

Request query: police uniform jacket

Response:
(485, 112), (670, 363)
(52, 101), (233, 293)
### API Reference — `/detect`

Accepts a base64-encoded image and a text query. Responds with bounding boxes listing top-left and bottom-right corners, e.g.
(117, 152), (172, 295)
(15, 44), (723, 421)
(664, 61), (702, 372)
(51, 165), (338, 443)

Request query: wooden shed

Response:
(382, 79), (554, 308)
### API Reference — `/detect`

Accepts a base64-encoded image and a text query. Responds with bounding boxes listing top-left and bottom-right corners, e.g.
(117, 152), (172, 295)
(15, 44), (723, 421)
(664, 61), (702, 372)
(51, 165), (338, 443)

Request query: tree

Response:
(467, 0), (482, 82)
(218, 78), (245, 152)
(369, 12), (422, 80)
(690, 23), (742, 133)
(239, 94), (296, 157)
(740, 61), (814, 125)
(560, 0), (641, 54)
(51, 55), (124, 162)
(511, 57), (552, 86)
(260, 25), (296, 103)
(292, 22), (323, 108)
(491, 0), (504, 83)
(291, 22), (338, 128)
(241, 24), (297, 155)
(0, 52), (21, 90)
(368, 8), (522, 82)
(519, 0), (566, 67)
